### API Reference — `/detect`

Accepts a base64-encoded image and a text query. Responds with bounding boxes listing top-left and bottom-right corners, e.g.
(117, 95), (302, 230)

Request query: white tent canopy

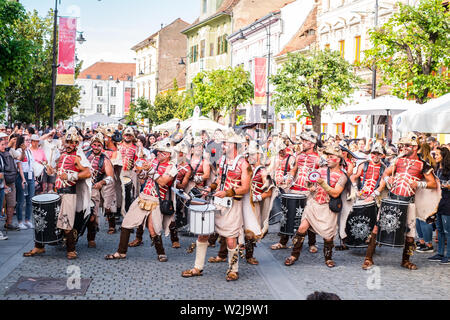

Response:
(337, 95), (417, 115)
(395, 93), (450, 134)
(78, 113), (119, 124)
(153, 118), (182, 132)
(180, 116), (228, 135)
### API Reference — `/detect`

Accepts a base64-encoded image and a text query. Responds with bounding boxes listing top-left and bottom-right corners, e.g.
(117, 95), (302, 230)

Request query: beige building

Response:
(132, 18), (190, 103)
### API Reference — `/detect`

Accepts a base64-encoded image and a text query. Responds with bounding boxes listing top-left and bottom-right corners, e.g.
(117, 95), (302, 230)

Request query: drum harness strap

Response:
(277, 155), (291, 195)
(86, 150), (105, 184)
(189, 156), (203, 179)
(360, 161), (385, 191)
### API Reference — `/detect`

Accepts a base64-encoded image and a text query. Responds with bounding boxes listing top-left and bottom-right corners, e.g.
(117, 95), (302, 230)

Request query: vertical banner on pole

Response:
(124, 90), (131, 115)
(56, 17), (77, 85)
(252, 57), (267, 123)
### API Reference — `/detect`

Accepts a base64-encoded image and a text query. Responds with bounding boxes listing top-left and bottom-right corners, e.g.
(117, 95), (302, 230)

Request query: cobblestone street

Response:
(1, 216), (449, 300)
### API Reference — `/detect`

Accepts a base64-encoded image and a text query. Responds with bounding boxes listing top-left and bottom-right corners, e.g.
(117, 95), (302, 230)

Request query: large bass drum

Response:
(73, 200), (94, 241)
(122, 176), (133, 212)
(376, 198), (409, 247)
(279, 193), (307, 236)
(344, 200), (378, 248)
(32, 193), (63, 244)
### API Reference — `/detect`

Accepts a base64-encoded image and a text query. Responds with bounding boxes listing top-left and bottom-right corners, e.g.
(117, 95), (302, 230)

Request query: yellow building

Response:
(181, 0), (239, 89)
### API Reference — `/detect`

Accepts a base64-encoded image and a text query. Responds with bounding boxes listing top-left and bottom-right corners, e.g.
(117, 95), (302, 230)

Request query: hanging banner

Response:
(56, 17), (77, 85)
(254, 57), (267, 105)
(124, 90), (131, 115)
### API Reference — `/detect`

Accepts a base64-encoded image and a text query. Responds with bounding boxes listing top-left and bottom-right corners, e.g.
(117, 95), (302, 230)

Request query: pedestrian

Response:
(1, 136), (19, 231)
(15, 134), (35, 230)
(30, 134), (47, 194)
(428, 147), (450, 264)
(0, 135), (7, 240)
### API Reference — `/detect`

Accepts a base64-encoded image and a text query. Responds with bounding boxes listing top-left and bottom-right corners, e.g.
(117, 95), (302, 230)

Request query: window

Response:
(209, 43), (214, 56)
(200, 40), (206, 58)
(354, 36), (361, 63)
(217, 35), (228, 55)
(111, 87), (116, 97)
(110, 105), (116, 115)
(79, 108), (85, 114)
(339, 40), (345, 58)
(190, 44), (199, 63)
(97, 105), (102, 113)
(97, 86), (103, 96)
(96, 75), (101, 79)
(248, 59), (253, 78)
(86, 75), (91, 79)
(202, 0), (207, 13)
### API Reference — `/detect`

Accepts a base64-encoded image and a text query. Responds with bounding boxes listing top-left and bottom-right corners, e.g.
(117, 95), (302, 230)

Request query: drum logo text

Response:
(33, 207), (48, 233)
(348, 216), (371, 240)
(379, 205), (402, 234)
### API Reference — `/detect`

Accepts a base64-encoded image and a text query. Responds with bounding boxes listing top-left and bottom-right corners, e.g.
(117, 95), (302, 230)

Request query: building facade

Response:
(132, 18), (189, 103)
(76, 61), (136, 122)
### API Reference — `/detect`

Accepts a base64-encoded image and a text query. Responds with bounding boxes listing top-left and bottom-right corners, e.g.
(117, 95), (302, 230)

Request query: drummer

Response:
(187, 136), (211, 197)
(284, 144), (348, 268)
(336, 143), (387, 250)
(85, 132), (115, 248)
(270, 133), (318, 252)
(103, 125), (123, 234)
(23, 127), (91, 260)
(362, 132), (438, 270)
(105, 138), (178, 262)
(182, 129), (250, 281)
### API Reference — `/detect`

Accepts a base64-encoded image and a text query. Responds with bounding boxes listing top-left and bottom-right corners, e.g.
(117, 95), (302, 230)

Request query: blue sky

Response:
(20, 0), (200, 69)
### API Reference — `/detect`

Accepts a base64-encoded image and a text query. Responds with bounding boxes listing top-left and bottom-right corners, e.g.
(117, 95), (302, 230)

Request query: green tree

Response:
(363, 0), (449, 104)
(191, 66), (254, 126)
(271, 50), (362, 133)
(5, 10), (81, 127)
(125, 102), (140, 125)
(0, 0), (36, 113)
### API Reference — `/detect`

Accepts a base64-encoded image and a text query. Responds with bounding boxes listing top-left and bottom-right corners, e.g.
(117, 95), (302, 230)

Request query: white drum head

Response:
(189, 204), (216, 212)
(281, 193), (307, 200)
(353, 200), (375, 208)
(121, 177), (131, 184)
(32, 193), (60, 203)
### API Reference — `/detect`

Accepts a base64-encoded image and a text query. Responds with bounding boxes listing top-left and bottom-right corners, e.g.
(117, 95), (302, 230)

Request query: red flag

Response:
(56, 17), (77, 85)
(254, 57), (266, 105)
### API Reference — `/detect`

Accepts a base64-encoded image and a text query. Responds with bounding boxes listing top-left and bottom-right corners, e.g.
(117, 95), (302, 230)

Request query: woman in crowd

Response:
(29, 134), (47, 194)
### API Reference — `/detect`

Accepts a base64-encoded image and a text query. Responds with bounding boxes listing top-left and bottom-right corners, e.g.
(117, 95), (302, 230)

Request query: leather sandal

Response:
(67, 251), (78, 260)
(88, 241), (96, 248)
(104, 252), (126, 260)
(325, 260), (335, 268)
(226, 271), (239, 281)
(181, 268), (203, 278)
(208, 256), (227, 263)
(172, 241), (181, 248)
(128, 239), (143, 247)
(23, 248), (45, 257)
(335, 244), (349, 251)
(401, 261), (418, 270)
(271, 243), (287, 250)
(309, 245), (318, 253)
(157, 254), (168, 262)
(246, 257), (259, 265)
(284, 256), (297, 266)
(362, 258), (374, 270)
(107, 228), (116, 235)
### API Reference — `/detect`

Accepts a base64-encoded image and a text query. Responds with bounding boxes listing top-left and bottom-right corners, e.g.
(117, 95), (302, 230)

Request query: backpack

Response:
(1, 151), (17, 184)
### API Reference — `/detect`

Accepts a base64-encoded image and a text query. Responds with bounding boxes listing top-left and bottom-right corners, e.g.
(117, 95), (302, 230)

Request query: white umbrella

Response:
(395, 93), (450, 133)
(180, 115), (228, 135)
(153, 118), (182, 132)
(78, 113), (119, 124)
(337, 95), (416, 115)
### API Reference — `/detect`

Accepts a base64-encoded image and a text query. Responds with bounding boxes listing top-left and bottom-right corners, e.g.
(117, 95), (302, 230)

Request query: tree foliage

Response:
(5, 9), (81, 127)
(191, 66), (254, 126)
(0, 0), (36, 112)
(271, 50), (362, 133)
(363, 0), (449, 104)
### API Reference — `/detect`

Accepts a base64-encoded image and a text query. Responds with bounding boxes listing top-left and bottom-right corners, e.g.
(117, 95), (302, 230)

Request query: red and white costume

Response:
(291, 151), (320, 193)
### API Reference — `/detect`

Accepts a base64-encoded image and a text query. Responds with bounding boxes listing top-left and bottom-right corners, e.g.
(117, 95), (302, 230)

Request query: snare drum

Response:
(73, 200), (94, 241)
(344, 200), (377, 248)
(280, 193), (307, 236)
(122, 176), (133, 212)
(188, 204), (216, 235)
(376, 198), (409, 247)
(32, 193), (63, 244)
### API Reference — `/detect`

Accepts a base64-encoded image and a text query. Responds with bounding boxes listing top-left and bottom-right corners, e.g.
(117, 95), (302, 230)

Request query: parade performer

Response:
(187, 136), (211, 197)
(182, 130), (250, 281)
(85, 133), (115, 247)
(103, 125), (123, 234)
(241, 140), (274, 264)
(271, 132), (318, 252)
(362, 133), (439, 270)
(105, 139), (178, 262)
(284, 144), (348, 268)
(119, 127), (139, 214)
(23, 127), (91, 260)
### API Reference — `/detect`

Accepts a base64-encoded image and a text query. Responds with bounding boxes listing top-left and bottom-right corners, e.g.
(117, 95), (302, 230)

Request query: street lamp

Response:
(237, 17), (273, 135)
